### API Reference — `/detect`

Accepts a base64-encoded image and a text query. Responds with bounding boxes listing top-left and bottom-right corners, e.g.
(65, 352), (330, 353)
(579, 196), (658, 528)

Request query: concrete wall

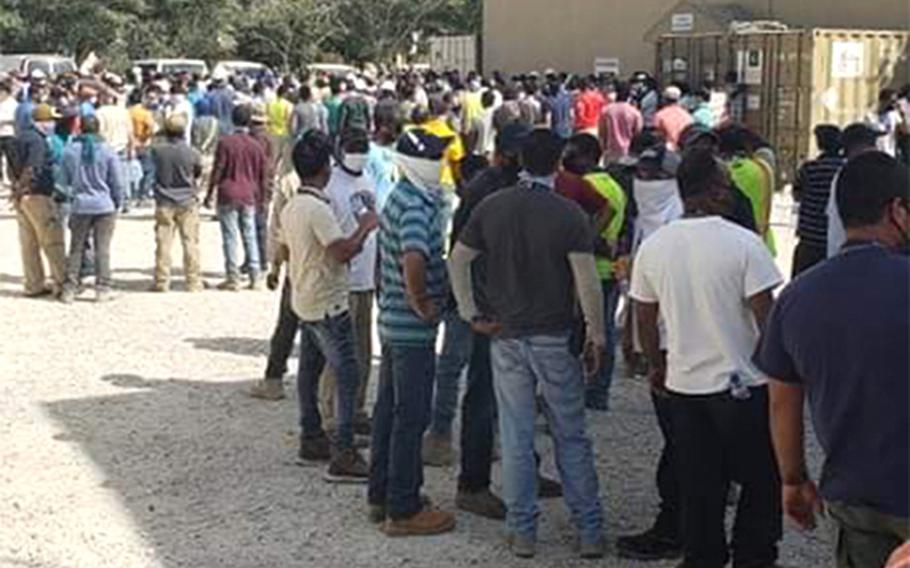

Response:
(482, 0), (910, 76)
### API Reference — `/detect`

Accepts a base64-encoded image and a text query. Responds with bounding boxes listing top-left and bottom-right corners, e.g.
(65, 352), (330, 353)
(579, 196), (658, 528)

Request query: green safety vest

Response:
(584, 171), (627, 280)
(729, 157), (777, 256)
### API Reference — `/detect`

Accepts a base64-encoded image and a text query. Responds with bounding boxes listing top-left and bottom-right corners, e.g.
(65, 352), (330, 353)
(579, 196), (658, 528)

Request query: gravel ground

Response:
(0, 195), (835, 568)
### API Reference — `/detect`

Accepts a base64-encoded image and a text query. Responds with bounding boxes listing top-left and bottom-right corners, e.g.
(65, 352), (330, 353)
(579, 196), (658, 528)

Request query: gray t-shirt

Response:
(152, 139), (203, 206)
(293, 102), (328, 137)
(459, 180), (594, 337)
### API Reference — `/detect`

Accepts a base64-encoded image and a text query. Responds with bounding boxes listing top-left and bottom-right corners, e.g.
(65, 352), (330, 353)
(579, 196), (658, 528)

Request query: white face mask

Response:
(343, 152), (368, 174)
(394, 152), (443, 194)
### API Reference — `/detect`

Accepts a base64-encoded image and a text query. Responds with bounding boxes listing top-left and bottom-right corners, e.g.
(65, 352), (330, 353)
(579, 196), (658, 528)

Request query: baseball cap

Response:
(679, 124), (720, 150)
(250, 103), (267, 124)
(495, 122), (532, 156)
(842, 122), (885, 151)
(396, 128), (451, 161)
(663, 86), (682, 102)
(32, 104), (60, 122)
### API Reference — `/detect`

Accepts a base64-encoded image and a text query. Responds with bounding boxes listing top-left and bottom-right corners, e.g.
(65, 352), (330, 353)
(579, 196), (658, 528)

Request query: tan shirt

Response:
(96, 104), (134, 154)
(278, 188), (349, 321)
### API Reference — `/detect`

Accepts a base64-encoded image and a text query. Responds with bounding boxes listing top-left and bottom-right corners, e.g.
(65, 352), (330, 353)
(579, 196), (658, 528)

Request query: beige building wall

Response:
(483, 0), (910, 76)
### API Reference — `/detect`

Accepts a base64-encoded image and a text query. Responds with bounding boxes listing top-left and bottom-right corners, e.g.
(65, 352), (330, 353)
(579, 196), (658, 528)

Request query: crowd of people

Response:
(3, 62), (908, 567)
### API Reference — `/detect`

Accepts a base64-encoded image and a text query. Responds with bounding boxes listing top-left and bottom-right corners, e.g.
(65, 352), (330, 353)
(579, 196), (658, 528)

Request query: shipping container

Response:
(429, 35), (478, 75)
(656, 28), (909, 184)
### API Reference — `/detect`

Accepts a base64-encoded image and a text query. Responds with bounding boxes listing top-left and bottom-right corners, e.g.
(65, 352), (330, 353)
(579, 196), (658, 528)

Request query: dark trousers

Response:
(65, 213), (116, 291)
(670, 386), (782, 568)
(0, 135), (15, 182)
(369, 343), (435, 520)
(297, 312), (360, 451)
(829, 502), (910, 568)
(652, 391), (682, 540)
(264, 278), (299, 380)
(791, 239), (827, 278)
(458, 333), (496, 492)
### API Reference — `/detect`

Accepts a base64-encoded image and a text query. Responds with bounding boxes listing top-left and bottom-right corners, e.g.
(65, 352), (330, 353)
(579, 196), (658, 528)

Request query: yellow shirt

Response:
(421, 117), (465, 189)
(266, 98), (293, 137)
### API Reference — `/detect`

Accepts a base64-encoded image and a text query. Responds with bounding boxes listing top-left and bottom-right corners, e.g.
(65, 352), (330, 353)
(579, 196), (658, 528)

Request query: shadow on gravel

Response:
(42, 373), (325, 568)
(185, 336), (272, 357)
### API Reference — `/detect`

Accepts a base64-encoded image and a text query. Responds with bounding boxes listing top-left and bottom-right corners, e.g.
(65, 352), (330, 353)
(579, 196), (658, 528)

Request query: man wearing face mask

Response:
(756, 152), (909, 568)
(317, 128), (377, 438)
(11, 103), (67, 298)
(368, 128), (456, 537)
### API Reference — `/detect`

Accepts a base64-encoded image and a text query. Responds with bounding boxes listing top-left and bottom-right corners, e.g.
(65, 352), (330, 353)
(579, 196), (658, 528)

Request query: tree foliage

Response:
(0, 0), (480, 72)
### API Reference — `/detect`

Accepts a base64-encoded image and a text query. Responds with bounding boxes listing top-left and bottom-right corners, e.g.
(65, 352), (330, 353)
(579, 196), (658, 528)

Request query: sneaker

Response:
(456, 488), (506, 520)
(323, 448), (369, 484)
(248, 379), (285, 401)
(382, 509), (456, 537)
(579, 537), (606, 559)
(538, 475), (563, 499)
(216, 280), (240, 292)
(95, 289), (115, 303)
(422, 431), (455, 467)
(617, 527), (683, 561)
(508, 534), (537, 558)
(297, 433), (332, 463)
(59, 289), (75, 304)
(149, 282), (169, 293)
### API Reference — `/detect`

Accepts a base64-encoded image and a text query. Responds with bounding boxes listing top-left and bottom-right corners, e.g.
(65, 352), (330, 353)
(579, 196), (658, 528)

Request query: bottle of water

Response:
(730, 373), (752, 401)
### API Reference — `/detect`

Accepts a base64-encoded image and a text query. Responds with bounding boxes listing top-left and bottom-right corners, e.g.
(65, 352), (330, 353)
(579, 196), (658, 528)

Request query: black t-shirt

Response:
(754, 244), (910, 518)
(459, 181), (594, 337)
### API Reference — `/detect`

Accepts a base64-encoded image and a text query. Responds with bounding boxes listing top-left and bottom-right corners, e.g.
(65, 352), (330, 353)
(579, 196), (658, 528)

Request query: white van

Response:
(133, 58), (209, 77)
(306, 63), (358, 78)
(0, 54), (77, 77)
(212, 60), (272, 80)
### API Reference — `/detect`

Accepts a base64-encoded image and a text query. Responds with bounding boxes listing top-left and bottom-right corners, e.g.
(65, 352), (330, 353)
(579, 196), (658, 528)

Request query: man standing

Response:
(265, 85), (294, 178)
(757, 152), (909, 568)
(450, 129), (606, 559)
(654, 86), (693, 152)
(150, 114), (204, 292)
(573, 78), (605, 136)
(60, 116), (126, 304)
(599, 81), (643, 163)
(0, 82), (18, 187)
(278, 131), (378, 482)
(204, 105), (268, 291)
(368, 129), (456, 537)
(630, 147), (783, 568)
(11, 104), (66, 298)
(316, 129), (377, 436)
(792, 125), (844, 276)
(95, 91), (135, 212)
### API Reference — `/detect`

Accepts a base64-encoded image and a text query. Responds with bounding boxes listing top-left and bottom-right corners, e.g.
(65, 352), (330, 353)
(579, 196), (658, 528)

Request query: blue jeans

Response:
(243, 207), (268, 273)
(137, 149), (155, 201)
(491, 331), (604, 543)
(429, 311), (473, 435)
(217, 203), (259, 280)
(586, 279), (620, 408)
(368, 343), (435, 520)
(297, 312), (359, 451)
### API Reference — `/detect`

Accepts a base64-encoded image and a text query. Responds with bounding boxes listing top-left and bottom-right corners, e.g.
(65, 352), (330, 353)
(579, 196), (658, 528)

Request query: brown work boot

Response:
(422, 431), (456, 467)
(186, 281), (205, 293)
(216, 279), (240, 291)
(149, 282), (169, 293)
(248, 379), (285, 401)
(368, 495), (433, 524)
(382, 509), (456, 537)
(297, 433), (332, 463)
(456, 488), (506, 520)
(323, 448), (369, 484)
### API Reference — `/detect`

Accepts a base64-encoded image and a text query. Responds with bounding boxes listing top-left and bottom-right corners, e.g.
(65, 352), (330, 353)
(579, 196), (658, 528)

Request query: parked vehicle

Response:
(212, 60), (272, 80)
(0, 54), (77, 77)
(133, 58), (209, 77)
(306, 63), (358, 78)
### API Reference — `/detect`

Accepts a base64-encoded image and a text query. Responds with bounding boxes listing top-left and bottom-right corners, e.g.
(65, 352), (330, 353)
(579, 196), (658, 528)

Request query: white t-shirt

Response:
(324, 164), (377, 292)
(0, 97), (18, 138)
(630, 217), (783, 395)
(278, 189), (350, 321)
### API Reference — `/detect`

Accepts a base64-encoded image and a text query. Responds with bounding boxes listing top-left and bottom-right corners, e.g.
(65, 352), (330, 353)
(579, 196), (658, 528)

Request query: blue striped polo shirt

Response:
(378, 179), (448, 346)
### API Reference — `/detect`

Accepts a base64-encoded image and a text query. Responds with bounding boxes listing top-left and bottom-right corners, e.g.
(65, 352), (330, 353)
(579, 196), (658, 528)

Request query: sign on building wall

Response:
(594, 57), (621, 76)
(831, 41), (865, 78)
(736, 49), (763, 85)
(671, 13), (695, 33)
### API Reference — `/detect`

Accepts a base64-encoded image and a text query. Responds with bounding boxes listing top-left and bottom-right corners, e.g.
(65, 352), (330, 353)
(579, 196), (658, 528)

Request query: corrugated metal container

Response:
(656, 28), (909, 184)
(429, 35), (478, 75)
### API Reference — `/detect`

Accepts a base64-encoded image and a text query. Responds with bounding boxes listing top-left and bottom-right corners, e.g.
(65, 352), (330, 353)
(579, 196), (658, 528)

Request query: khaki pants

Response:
(16, 194), (66, 294)
(829, 502), (910, 568)
(154, 202), (201, 287)
(319, 291), (374, 426)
